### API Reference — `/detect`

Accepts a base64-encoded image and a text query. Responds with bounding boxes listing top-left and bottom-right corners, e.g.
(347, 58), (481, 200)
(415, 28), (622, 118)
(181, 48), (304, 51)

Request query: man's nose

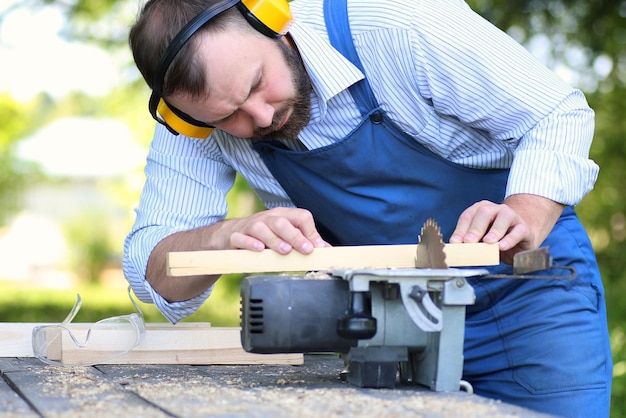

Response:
(241, 100), (274, 129)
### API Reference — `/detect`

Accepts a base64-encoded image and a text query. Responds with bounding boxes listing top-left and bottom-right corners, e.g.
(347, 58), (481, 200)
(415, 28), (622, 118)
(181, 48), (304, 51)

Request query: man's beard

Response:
(254, 41), (312, 141)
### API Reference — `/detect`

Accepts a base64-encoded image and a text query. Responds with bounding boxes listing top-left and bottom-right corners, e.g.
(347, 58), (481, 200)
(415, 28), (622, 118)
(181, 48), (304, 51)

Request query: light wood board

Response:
(167, 242), (499, 276)
(0, 323), (303, 365)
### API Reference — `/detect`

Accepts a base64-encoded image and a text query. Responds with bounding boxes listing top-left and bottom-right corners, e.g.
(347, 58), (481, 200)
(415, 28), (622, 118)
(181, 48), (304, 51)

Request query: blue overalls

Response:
(253, 0), (613, 415)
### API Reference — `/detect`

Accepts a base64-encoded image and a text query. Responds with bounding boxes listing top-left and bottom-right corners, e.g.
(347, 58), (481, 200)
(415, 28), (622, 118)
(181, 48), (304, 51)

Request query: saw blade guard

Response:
(399, 281), (443, 332)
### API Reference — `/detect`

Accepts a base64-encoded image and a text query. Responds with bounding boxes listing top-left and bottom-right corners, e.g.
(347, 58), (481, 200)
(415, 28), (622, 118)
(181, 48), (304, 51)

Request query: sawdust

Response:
(1, 359), (543, 417)
(121, 370), (526, 418)
(129, 382), (523, 418)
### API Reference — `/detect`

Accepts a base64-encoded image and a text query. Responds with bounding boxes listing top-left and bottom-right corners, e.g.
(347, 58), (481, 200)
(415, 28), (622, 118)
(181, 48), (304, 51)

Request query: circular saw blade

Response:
(415, 218), (448, 269)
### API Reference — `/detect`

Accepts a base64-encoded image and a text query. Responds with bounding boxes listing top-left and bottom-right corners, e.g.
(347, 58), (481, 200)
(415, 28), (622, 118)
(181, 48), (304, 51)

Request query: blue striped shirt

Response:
(124, 0), (598, 323)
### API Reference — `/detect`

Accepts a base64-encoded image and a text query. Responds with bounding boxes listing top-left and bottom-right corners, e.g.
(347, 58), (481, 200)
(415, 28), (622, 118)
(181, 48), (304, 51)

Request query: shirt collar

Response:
(287, 20), (364, 117)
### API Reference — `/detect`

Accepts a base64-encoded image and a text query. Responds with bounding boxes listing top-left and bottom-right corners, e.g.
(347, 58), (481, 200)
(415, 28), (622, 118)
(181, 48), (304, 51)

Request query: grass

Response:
(0, 275), (243, 326)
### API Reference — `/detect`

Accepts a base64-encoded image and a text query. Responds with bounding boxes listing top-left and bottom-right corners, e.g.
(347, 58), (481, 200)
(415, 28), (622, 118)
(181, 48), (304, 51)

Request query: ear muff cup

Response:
(239, 0), (293, 37)
(157, 99), (215, 138)
(149, 0), (293, 138)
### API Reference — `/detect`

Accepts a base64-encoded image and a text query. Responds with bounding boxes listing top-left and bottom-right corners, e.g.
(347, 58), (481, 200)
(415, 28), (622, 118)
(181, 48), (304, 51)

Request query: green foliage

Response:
(613, 327), (626, 418)
(0, 94), (45, 224)
(63, 210), (117, 285)
(0, 153), (37, 224)
(0, 277), (241, 326)
(0, 95), (31, 146)
(468, 0), (626, 85)
(26, 0), (135, 47)
(103, 81), (159, 147)
(583, 87), (626, 265)
(611, 322), (626, 416)
(226, 174), (266, 219)
(578, 88), (626, 375)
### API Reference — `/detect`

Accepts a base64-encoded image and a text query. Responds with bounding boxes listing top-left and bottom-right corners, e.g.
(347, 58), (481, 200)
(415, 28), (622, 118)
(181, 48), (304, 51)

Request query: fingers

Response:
(449, 200), (530, 252)
(228, 207), (330, 254)
(450, 201), (498, 243)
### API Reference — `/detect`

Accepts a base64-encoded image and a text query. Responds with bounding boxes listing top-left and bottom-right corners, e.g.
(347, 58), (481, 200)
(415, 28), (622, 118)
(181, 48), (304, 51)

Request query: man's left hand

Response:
(449, 194), (565, 265)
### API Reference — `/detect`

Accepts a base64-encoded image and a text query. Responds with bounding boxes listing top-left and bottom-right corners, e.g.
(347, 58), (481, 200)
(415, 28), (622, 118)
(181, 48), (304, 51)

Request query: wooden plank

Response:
(0, 323), (303, 365)
(167, 242), (499, 276)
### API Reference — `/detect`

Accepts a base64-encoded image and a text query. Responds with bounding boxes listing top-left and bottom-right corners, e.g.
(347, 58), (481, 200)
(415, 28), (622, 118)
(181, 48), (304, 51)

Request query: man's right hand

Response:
(145, 207), (330, 302)
(221, 207), (331, 254)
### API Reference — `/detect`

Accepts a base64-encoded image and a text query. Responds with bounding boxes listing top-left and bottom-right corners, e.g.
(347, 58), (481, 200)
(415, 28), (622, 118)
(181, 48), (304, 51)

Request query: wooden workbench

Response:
(1, 354), (551, 417)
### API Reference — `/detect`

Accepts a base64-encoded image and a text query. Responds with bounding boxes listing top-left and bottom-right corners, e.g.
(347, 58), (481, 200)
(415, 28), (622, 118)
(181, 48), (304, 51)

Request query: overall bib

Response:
(253, 0), (612, 415)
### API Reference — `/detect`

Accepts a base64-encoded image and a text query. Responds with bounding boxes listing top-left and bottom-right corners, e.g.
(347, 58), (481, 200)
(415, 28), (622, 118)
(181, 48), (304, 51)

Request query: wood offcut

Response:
(0, 323), (302, 365)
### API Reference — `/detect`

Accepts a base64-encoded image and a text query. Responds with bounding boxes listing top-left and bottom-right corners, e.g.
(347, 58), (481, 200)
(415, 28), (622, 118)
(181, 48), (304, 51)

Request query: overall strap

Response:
(323, 0), (379, 115)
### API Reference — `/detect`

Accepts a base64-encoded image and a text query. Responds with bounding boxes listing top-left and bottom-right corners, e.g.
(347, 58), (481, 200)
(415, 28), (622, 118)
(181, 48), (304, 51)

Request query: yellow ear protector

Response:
(148, 0), (293, 138)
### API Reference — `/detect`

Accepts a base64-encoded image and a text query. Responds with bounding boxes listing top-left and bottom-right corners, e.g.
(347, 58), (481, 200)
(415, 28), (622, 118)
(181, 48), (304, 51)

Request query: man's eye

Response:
(252, 74), (263, 92)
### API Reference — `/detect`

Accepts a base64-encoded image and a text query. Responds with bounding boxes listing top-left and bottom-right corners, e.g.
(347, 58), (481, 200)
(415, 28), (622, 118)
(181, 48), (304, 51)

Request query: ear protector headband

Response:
(148, 0), (293, 139)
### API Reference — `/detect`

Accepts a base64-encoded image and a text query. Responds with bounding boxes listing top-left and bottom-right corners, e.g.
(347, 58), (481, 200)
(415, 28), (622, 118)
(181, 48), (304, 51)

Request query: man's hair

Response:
(129, 0), (254, 99)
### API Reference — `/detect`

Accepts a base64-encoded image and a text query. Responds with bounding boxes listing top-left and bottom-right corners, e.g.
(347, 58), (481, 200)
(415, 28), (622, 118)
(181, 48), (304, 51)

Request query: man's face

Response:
(167, 30), (312, 140)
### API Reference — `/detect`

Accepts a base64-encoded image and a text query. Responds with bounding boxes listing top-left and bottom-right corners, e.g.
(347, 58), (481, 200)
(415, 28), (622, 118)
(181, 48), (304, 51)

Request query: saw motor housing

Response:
(240, 268), (482, 390)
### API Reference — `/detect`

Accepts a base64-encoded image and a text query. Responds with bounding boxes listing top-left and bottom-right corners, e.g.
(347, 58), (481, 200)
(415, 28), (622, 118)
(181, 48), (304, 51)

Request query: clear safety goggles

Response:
(32, 286), (145, 366)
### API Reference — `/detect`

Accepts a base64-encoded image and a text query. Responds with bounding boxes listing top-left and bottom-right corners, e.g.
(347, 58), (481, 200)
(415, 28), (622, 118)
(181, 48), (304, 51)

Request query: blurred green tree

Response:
(63, 210), (116, 285)
(0, 94), (46, 224)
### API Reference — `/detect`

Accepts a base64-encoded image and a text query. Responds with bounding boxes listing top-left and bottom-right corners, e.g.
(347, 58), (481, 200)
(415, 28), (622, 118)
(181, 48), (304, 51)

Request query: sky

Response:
(0, 2), (121, 101)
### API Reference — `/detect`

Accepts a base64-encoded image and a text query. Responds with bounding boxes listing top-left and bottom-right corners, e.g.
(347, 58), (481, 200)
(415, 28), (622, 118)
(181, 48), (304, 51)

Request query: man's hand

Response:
(449, 194), (565, 265)
(145, 207), (329, 302)
(222, 207), (331, 254)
